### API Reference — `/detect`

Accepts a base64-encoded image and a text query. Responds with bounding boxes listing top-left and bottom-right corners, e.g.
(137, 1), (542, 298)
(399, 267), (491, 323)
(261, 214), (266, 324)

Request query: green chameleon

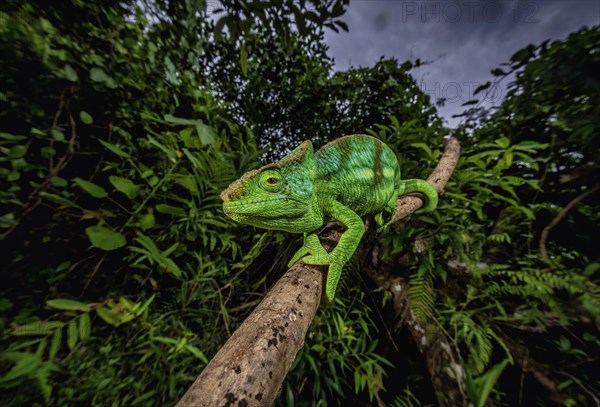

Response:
(220, 135), (438, 301)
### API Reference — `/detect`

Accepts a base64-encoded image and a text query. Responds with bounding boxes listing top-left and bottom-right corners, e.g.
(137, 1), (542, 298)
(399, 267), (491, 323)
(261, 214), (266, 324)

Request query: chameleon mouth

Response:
(222, 197), (306, 216)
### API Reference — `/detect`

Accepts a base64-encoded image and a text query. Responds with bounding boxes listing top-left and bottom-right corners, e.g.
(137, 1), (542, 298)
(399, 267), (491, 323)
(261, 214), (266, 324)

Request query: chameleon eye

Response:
(259, 170), (283, 192)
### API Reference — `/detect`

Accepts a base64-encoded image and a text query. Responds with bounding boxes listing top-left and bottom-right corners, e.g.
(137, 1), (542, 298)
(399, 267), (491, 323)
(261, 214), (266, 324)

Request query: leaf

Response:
(67, 321), (78, 350)
(132, 390), (158, 406)
(179, 127), (195, 147)
(495, 137), (510, 149)
(510, 47), (532, 64)
(49, 328), (62, 359)
(90, 67), (118, 88)
(163, 114), (197, 125)
(475, 359), (510, 407)
(409, 142), (433, 159)
(40, 192), (80, 208)
(13, 321), (63, 336)
(79, 313), (91, 340)
(240, 43), (248, 76)
(147, 135), (176, 160)
(491, 68), (506, 77)
(195, 121), (216, 145)
(64, 64), (79, 82)
(0, 352), (40, 384)
(85, 225), (126, 251)
(96, 306), (120, 326)
(98, 139), (130, 158)
(0, 132), (26, 140)
(74, 177), (108, 198)
(171, 174), (197, 193)
(79, 111), (93, 125)
(137, 294), (156, 318)
(109, 175), (140, 199)
(213, 16), (228, 42)
(46, 299), (91, 312)
(473, 82), (491, 95)
(90, 67), (108, 82)
(8, 145), (27, 158)
(584, 262), (600, 277)
(334, 20), (348, 32)
(184, 344), (209, 363)
(138, 212), (155, 230)
(51, 129), (65, 141)
(332, 1), (346, 17)
(156, 204), (186, 217)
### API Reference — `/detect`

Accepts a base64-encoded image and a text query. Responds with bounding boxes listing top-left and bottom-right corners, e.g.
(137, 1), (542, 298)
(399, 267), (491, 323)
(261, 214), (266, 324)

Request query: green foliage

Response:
(280, 277), (393, 404)
(464, 359), (510, 407)
(0, 1), (251, 404)
(391, 389), (421, 407)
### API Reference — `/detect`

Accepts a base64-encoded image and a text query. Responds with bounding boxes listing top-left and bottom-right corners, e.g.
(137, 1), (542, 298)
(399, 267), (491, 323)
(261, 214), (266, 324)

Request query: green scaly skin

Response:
(220, 135), (438, 301)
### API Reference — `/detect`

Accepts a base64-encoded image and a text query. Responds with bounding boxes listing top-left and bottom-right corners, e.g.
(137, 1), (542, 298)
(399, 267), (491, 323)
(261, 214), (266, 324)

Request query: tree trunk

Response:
(364, 270), (469, 406)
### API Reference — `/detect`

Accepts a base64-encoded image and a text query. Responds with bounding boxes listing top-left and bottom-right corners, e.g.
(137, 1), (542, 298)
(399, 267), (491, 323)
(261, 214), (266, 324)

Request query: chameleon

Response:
(220, 135), (438, 301)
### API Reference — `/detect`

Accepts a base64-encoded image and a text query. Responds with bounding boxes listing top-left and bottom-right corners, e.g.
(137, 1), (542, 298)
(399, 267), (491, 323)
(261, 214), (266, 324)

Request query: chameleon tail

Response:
(397, 179), (438, 213)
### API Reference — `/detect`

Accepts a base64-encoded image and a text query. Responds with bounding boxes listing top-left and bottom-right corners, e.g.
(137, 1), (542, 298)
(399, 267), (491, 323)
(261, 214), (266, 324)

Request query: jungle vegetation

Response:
(1, 1), (598, 406)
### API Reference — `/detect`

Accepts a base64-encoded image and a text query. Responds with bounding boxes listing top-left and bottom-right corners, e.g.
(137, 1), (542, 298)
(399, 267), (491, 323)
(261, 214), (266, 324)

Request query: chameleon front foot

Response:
(287, 233), (342, 301)
(287, 233), (330, 267)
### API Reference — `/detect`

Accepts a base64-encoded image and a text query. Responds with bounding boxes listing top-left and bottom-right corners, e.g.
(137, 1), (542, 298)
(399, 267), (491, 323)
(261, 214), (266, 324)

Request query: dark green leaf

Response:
(109, 175), (140, 199)
(155, 204), (186, 217)
(79, 111), (93, 125)
(46, 299), (91, 312)
(79, 313), (91, 340)
(85, 226), (126, 251)
(98, 139), (130, 158)
(67, 321), (78, 350)
(74, 177), (108, 198)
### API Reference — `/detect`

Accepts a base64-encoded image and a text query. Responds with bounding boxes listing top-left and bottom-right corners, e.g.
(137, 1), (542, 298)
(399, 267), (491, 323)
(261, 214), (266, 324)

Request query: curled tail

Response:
(376, 178), (438, 232)
(397, 179), (438, 213)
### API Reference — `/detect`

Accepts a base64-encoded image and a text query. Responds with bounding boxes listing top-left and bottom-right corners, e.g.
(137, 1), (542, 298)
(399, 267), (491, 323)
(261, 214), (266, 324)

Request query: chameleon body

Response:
(220, 135), (438, 301)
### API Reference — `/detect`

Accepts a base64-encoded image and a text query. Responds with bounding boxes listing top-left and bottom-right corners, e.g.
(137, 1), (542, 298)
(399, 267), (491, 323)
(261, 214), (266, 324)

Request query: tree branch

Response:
(175, 258), (325, 407)
(176, 137), (461, 406)
(0, 86), (78, 241)
(363, 270), (469, 407)
(539, 184), (599, 266)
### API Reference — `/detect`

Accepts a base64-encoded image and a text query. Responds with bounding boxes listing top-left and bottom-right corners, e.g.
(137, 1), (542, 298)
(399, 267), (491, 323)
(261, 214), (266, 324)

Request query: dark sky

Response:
(324, 0), (600, 127)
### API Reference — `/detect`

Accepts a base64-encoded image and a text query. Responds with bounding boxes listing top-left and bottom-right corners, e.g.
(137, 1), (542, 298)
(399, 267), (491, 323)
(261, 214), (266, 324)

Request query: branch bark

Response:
(176, 262), (324, 407)
(176, 137), (461, 406)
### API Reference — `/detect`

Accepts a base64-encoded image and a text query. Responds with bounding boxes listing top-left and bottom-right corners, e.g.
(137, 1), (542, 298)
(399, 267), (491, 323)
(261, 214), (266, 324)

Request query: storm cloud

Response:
(324, 0), (600, 127)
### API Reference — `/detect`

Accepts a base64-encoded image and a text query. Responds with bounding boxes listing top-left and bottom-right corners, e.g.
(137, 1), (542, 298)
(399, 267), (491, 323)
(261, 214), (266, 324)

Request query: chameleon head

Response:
(220, 140), (320, 232)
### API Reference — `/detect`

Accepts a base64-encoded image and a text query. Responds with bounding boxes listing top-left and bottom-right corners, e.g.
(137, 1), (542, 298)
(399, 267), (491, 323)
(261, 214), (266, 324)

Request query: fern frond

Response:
(408, 274), (435, 325)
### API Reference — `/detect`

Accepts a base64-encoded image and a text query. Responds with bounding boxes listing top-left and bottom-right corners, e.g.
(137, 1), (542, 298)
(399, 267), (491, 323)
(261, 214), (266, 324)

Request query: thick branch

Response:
(364, 270), (468, 407)
(176, 263), (324, 407)
(176, 137), (461, 406)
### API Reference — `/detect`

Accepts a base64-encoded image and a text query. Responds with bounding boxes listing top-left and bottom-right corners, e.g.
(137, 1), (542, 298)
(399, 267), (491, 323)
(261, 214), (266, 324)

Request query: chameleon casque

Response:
(220, 135), (438, 301)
